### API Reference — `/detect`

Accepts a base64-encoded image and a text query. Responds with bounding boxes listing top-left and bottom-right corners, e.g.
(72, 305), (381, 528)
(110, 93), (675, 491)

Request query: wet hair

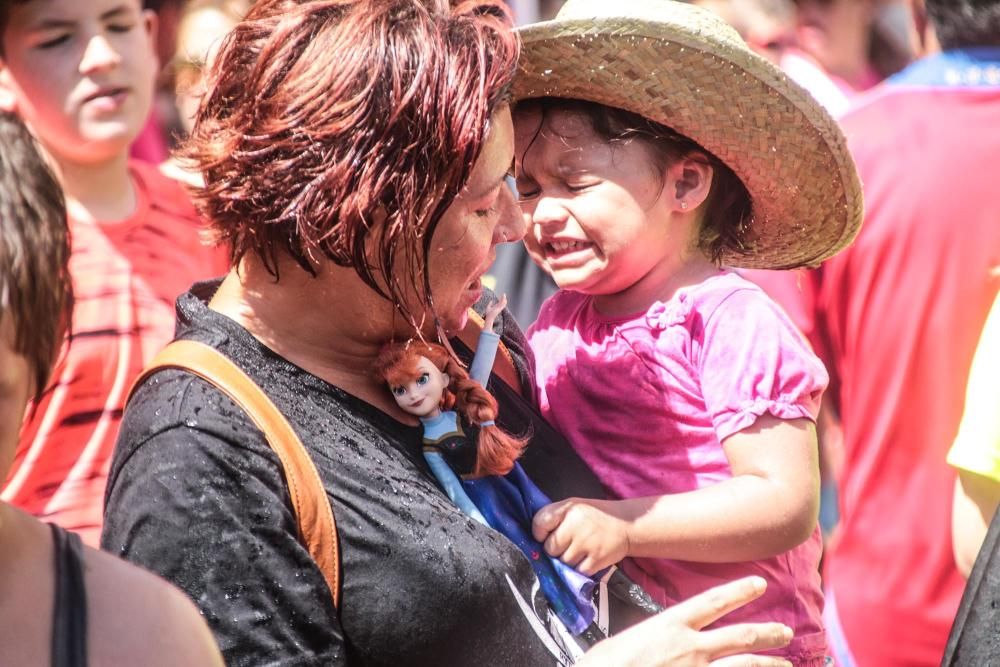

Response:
(925, 0), (1000, 49)
(514, 97), (754, 265)
(181, 0), (519, 331)
(0, 112), (72, 401)
(373, 340), (525, 477)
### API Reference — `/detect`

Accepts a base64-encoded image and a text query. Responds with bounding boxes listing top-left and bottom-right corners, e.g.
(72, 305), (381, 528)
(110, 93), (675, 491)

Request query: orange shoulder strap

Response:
(459, 308), (523, 396)
(130, 340), (340, 609)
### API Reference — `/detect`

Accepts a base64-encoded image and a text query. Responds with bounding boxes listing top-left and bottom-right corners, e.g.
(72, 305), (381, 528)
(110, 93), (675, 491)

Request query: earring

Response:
(680, 201), (688, 210)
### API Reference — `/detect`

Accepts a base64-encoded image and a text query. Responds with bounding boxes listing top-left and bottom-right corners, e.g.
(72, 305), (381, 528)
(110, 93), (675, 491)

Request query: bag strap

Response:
(129, 340), (341, 609)
(459, 308), (523, 395)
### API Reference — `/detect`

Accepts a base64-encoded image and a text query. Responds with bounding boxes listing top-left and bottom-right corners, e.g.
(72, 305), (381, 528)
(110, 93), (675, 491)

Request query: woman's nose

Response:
(492, 182), (525, 245)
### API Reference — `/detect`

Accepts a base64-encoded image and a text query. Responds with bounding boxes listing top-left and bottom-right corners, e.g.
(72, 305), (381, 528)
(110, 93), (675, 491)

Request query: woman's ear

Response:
(666, 153), (714, 213)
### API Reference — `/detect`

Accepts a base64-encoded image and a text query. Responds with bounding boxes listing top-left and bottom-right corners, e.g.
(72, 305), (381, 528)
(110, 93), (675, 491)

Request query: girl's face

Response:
(420, 106), (523, 335)
(513, 108), (691, 311)
(388, 356), (450, 419)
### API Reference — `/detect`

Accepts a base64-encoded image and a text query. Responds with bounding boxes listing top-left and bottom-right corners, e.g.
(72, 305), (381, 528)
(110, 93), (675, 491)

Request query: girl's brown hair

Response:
(182, 0), (519, 330)
(0, 112), (73, 401)
(373, 340), (525, 478)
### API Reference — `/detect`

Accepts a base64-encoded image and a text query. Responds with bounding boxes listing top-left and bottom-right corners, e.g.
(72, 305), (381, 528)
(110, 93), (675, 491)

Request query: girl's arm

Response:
(532, 414), (820, 575)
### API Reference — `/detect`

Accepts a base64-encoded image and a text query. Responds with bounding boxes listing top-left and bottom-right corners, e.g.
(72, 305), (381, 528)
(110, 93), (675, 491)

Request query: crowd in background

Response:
(1, 0), (997, 665)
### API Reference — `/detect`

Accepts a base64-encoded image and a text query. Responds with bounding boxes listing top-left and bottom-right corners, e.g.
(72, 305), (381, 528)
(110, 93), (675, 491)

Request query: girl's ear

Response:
(442, 372), (451, 387)
(665, 153), (714, 213)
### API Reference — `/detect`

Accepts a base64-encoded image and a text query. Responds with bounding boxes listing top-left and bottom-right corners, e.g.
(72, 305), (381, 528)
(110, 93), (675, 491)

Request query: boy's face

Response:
(0, 0), (158, 166)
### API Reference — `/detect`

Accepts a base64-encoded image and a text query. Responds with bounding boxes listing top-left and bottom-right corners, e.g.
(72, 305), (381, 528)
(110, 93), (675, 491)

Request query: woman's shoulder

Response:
(83, 546), (224, 667)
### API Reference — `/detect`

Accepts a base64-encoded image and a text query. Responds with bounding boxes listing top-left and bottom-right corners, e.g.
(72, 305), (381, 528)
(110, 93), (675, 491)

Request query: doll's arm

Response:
(468, 295), (507, 386)
(532, 414), (820, 575)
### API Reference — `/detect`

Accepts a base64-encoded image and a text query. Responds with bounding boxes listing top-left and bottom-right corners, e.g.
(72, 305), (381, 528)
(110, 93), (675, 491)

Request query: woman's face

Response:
(513, 107), (681, 301)
(0, 318), (32, 484)
(424, 106), (522, 334)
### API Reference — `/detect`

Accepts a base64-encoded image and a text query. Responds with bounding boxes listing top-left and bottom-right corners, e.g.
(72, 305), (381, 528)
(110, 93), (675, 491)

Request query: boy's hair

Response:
(925, 0), (1000, 49)
(513, 97), (754, 265)
(0, 111), (73, 400)
(181, 0), (519, 330)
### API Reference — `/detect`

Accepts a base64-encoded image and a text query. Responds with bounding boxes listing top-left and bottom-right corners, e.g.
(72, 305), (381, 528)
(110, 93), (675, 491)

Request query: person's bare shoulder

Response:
(83, 546), (224, 667)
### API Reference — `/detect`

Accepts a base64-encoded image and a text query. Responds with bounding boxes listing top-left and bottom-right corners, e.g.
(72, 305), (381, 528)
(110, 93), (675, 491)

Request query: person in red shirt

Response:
(801, 1), (1000, 664)
(0, 0), (226, 545)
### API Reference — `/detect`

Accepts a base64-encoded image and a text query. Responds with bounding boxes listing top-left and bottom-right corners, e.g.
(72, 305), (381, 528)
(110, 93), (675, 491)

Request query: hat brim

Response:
(513, 15), (863, 269)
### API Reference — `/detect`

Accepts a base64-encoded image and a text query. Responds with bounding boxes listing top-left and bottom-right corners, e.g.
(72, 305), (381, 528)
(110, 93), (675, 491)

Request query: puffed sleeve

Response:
(697, 288), (829, 443)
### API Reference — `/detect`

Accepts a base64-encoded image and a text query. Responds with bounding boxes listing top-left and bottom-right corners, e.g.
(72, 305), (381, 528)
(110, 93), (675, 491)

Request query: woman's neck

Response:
(209, 255), (414, 418)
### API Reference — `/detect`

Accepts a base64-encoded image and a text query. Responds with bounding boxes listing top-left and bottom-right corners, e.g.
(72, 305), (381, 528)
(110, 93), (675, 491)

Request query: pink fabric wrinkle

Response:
(646, 291), (693, 331)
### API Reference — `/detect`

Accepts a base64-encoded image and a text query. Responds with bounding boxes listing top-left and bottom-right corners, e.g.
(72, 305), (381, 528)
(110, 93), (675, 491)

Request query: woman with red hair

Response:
(101, 1), (795, 665)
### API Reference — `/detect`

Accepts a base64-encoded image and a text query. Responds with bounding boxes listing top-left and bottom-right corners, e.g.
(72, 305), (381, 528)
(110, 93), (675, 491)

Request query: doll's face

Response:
(389, 356), (450, 419)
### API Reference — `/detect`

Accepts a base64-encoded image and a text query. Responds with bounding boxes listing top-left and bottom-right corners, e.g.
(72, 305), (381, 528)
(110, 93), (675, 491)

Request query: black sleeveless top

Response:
(50, 524), (87, 667)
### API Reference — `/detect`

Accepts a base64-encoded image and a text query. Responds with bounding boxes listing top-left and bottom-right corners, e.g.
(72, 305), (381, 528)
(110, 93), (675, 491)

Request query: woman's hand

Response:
(578, 577), (794, 667)
(532, 497), (632, 575)
(483, 293), (508, 331)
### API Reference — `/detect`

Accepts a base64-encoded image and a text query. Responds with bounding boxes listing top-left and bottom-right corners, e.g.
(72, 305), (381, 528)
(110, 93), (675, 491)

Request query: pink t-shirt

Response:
(528, 271), (828, 663)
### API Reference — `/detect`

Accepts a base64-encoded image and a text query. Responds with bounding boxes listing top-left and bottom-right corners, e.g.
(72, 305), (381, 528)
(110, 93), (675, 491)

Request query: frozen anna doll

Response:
(373, 296), (601, 637)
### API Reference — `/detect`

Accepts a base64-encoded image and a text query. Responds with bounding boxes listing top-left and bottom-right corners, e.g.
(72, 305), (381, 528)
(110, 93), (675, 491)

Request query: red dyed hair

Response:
(181, 0), (519, 330)
(373, 340), (525, 478)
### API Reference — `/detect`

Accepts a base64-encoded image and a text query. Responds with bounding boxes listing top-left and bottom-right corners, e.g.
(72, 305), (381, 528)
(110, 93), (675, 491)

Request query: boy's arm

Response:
(533, 414), (820, 575)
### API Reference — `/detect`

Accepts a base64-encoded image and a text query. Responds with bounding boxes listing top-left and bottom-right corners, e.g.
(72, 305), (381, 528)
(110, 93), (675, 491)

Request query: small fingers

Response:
(576, 555), (602, 577)
(700, 622), (793, 659)
(543, 530), (569, 559)
(532, 501), (567, 542)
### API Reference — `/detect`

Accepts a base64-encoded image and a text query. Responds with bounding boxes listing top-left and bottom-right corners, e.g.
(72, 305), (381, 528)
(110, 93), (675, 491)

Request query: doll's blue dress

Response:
(419, 330), (597, 635)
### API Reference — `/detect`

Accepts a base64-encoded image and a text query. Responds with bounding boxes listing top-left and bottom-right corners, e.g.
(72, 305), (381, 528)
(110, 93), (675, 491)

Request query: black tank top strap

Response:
(49, 523), (88, 667)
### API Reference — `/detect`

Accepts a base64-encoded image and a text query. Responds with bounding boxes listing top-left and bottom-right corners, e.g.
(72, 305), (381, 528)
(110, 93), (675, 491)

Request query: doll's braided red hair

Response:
(373, 340), (525, 477)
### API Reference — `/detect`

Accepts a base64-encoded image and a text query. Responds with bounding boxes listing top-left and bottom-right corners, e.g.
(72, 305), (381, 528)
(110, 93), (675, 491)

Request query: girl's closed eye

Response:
(514, 178), (539, 201)
(565, 180), (597, 193)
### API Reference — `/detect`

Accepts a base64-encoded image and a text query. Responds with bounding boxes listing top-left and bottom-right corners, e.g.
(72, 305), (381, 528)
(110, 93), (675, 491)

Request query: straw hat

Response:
(513, 0), (863, 270)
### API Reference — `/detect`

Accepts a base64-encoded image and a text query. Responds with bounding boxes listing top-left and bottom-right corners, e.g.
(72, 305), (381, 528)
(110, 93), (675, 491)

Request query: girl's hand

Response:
(577, 577), (794, 667)
(532, 497), (631, 575)
(483, 293), (507, 331)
